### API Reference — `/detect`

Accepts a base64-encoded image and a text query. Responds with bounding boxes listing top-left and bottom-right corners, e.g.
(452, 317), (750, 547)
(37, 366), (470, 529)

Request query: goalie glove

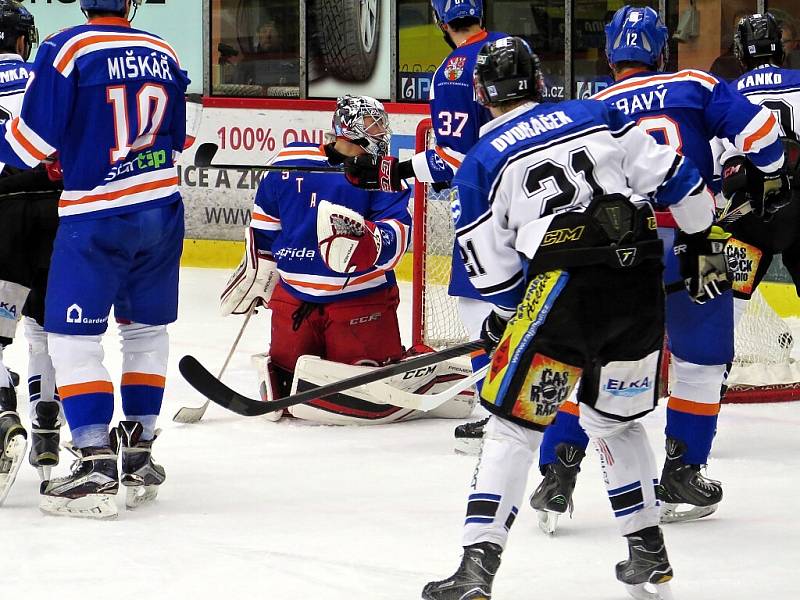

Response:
(220, 227), (279, 316)
(343, 155), (413, 192)
(674, 226), (732, 305)
(721, 156), (791, 221)
(317, 200), (382, 273)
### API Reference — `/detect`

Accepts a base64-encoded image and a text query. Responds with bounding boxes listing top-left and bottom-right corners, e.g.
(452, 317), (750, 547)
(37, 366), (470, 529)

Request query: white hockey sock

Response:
(580, 405), (660, 536)
(24, 317), (62, 425)
(0, 346), (10, 389)
(462, 415), (542, 549)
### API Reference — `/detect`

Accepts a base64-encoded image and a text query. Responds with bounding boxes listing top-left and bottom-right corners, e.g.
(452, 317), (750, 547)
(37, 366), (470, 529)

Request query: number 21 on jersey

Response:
(107, 83), (168, 163)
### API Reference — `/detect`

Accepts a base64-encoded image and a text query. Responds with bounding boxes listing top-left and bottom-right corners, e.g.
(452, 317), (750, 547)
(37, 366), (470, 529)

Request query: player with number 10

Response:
(0, 0), (189, 518)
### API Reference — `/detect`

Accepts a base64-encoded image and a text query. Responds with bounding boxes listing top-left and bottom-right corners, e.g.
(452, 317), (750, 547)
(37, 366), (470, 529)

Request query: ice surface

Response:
(4, 268), (799, 600)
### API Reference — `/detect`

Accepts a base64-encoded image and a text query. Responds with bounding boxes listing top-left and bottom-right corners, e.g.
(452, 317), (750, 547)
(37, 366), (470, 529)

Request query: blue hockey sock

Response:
(665, 396), (719, 465)
(121, 373), (165, 441)
(538, 403), (589, 473)
(60, 380), (114, 449)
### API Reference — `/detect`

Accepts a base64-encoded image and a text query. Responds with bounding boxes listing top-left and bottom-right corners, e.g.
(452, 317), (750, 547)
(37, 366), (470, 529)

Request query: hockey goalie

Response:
(220, 95), (476, 425)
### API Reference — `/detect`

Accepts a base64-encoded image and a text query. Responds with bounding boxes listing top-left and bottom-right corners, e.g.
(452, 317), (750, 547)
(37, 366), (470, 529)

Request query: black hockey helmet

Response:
(474, 36), (544, 107)
(0, 0), (37, 55)
(734, 13), (785, 67)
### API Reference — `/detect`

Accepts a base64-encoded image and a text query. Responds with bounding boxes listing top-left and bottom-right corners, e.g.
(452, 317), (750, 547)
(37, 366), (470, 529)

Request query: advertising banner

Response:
(20, 0), (203, 93)
(180, 106), (426, 241)
(306, 0), (391, 100)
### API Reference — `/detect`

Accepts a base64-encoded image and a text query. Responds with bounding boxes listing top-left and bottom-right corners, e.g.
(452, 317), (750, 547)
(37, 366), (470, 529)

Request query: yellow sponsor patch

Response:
(482, 270), (567, 408)
(510, 354), (582, 427)
(726, 238), (763, 296)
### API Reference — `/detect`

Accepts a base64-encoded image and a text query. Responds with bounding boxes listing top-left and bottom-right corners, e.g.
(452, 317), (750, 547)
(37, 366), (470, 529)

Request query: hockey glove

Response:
(220, 227), (279, 316)
(480, 311), (510, 353)
(721, 156), (791, 221)
(674, 226), (732, 305)
(317, 200), (382, 273)
(344, 155), (413, 192)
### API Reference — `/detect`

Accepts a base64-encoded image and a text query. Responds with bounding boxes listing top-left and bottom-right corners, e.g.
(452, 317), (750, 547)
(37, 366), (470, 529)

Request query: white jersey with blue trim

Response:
(0, 54), (31, 122)
(733, 64), (800, 139)
(451, 99), (714, 314)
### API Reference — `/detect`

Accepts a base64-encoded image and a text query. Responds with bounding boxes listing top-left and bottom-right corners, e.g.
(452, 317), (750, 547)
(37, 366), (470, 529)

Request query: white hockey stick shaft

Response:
(172, 304), (256, 423)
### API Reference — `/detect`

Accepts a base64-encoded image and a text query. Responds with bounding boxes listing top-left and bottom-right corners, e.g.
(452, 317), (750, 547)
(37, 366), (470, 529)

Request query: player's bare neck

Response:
(614, 66), (652, 81)
(449, 25), (485, 48)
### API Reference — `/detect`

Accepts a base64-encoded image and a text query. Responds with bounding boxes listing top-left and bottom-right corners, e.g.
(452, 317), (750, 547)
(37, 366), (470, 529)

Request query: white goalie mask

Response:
(332, 95), (391, 157)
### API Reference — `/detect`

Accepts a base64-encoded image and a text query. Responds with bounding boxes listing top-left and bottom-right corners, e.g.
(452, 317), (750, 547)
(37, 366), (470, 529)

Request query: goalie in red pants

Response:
(220, 95), (476, 424)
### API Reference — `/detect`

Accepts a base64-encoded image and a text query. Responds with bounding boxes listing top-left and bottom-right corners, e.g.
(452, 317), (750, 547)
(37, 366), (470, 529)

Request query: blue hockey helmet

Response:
(605, 5), (669, 69)
(431, 0), (483, 26)
(0, 0), (38, 51)
(79, 0), (141, 13)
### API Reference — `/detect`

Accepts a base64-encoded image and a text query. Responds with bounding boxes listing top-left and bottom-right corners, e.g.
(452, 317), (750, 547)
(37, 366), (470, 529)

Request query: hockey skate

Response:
(529, 442), (585, 535)
(0, 395), (27, 506)
(454, 417), (488, 455)
(421, 542), (502, 600)
(29, 401), (62, 481)
(118, 421), (165, 509)
(40, 445), (119, 519)
(616, 527), (674, 600)
(657, 438), (721, 523)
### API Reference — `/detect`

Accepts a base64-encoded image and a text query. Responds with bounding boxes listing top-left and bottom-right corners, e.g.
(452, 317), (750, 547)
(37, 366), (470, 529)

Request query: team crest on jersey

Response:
(444, 56), (467, 81)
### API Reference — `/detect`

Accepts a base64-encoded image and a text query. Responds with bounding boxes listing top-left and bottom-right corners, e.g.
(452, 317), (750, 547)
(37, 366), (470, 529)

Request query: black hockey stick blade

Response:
(178, 340), (486, 417)
(193, 142), (344, 173)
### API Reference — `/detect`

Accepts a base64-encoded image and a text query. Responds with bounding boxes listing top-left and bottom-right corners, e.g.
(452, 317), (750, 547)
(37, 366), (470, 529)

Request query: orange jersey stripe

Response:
(252, 212), (279, 223)
(558, 401), (581, 417)
(58, 175), (179, 208)
(121, 372), (166, 388)
(10, 118), (48, 162)
(593, 70), (718, 100)
(743, 113), (777, 152)
(283, 269), (385, 292)
(56, 34), (177, 74)
(668, 396), (720, 416)
(59, 380), (114, 398)
(435, 146), (462, 168)
(277, 149), (326, 158)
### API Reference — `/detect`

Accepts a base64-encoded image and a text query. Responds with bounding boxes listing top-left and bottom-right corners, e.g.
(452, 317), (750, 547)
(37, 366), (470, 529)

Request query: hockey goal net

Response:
(410, 118), (800, 403)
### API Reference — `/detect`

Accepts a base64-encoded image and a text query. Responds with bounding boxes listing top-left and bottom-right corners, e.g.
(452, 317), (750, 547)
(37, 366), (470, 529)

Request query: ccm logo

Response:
(349, 312), (381, 325)
(402, 366), (436, 379)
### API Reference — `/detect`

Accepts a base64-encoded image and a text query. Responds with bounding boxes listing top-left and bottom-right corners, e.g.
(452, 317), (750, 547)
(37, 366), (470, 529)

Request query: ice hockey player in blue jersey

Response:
(0, 0), (66, 504)
(530, 5), (788, 530)
(723, 13), (800, 321)
(0, 0), (189, 518)
(422, 36), (724, 600)
(221, 96), (473, 425)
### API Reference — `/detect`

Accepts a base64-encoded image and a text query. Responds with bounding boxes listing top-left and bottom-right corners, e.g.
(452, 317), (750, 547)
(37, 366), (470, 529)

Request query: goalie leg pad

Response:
(580, 404), (660, 536)
(250, 352), (283, 422)
(0, 280), (30, 339)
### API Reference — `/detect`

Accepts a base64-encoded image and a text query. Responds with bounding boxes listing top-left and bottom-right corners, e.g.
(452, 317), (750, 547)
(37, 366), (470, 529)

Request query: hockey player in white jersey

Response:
(422, 37), (725, 600)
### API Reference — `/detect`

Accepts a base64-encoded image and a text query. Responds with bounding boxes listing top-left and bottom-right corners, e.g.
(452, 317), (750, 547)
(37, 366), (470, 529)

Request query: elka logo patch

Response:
(444, 56), (467, 81)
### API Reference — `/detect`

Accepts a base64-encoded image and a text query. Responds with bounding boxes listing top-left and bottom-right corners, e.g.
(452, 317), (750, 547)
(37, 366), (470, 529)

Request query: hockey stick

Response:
(172, 304), (256, 423)
(294, 359), (488, 412)
(194, 142), (344, 173)
(179, 340), (486, 417)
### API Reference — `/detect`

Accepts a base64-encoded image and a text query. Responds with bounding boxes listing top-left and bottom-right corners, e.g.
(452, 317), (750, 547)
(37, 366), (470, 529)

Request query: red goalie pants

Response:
(269, 282), (403, 373)
(268, 283), (405, 421)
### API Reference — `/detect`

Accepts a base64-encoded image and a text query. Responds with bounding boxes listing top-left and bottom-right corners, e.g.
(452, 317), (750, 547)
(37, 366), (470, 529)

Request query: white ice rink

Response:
(4, 267), (800, 600)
